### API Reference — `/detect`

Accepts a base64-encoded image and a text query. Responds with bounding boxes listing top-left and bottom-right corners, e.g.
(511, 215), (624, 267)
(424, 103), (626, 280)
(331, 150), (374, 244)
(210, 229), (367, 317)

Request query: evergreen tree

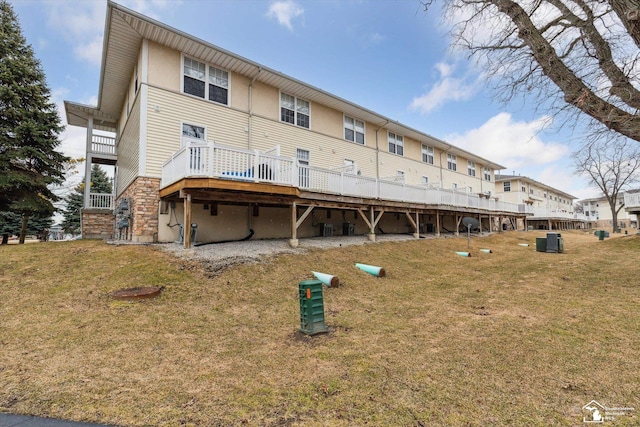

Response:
(61, 165), (113, 234)
(0, 0), (69, 242)
(0, 210), (53, 244)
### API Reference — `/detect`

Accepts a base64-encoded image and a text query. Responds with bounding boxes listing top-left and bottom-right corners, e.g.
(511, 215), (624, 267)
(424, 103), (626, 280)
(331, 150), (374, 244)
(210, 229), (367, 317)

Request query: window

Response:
(504, 181), (511, 192)
(344, 159), (356, 174)
(544, 192), (547, 198)
(483, 167), (491, 181)
(296, 148), (310, 187)
(182, 123), (206, 170)
(452, 183), (458, 190)
(468, 160), (476, 177)
(421, 176), (429, 185)
(344, 116), (365, 144)
(447, 153), (457, 171)
(388, 132), (404, 155)
(183, 57), (206, 98)
(182, 123), (205, 140)
(422, 145), (434, 164)
(183, 57), (229, 105)
(281, 93), (310, 128)
(208, 67), (229, 104)
(530, 188), (533, 194)
(521, 185), (526, 192)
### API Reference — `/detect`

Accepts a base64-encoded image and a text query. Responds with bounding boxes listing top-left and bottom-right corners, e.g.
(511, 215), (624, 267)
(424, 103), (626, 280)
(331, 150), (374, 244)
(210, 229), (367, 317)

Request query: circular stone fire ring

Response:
(111, 286), (162, 300)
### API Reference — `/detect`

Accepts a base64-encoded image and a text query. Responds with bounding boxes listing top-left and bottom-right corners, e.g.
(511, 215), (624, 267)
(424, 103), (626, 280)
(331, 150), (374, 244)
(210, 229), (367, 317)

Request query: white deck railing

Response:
(90, 134), (116, 156)
(624, 192), (640, 210)
(161, 142), (580, 216)
(88, 193), (114, 209)
(528, 207), (587, 220)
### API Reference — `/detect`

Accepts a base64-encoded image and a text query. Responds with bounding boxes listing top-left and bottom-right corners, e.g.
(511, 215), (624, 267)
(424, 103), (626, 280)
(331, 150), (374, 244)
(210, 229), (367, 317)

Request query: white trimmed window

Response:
(388, 132), (404, 156)
(468, 160), (476, 177)
(483, 167), (491, 181)
(521, 185), (526, 192)
(182, 123), (205, 142)
(447, 153), (457, 171)
(281, 93), (310, 128)
(504, 181), (511, 192)
(421, 145), (434, 164)
(183, 57), (229, 105)
(344, 116), (365, 144)
(421, 176), (429, 185)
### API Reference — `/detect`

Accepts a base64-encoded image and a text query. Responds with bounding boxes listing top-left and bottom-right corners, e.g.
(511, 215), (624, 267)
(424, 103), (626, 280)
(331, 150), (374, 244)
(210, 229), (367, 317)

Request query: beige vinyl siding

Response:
(117, 96), (141, 196)
(145, 86), (250, 176)
(147, 41), (180, 92)
(250, 116), (378, 177)
(231, 72), (250, 111)
(312, 103), (342, 140)
(248, 81), (278, 120)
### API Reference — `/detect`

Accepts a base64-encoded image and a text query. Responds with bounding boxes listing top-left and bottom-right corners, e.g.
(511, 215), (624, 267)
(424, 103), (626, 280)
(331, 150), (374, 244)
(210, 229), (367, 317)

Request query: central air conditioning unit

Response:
(318, 223), (333, 237)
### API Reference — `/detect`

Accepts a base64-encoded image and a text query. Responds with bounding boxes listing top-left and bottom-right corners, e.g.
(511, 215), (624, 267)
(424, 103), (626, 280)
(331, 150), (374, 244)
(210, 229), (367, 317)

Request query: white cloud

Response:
(445, 112), (570, 169)
(367, 32), (385, 45)
(267, 0), (304, 31)
(44, 1), (105, 66)
(73, 37), (104, 67)
(410, 62), (478, 114)
(44, 0), (180, 66)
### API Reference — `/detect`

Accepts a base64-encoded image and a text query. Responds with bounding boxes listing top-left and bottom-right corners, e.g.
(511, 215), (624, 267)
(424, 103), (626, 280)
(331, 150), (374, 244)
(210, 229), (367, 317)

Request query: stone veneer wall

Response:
(82, 209), (114, 239)
(116, 177), (160, 243)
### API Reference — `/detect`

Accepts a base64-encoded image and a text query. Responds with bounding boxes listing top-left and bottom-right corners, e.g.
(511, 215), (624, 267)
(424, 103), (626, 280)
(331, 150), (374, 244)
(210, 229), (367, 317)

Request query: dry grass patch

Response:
(1, 231), (639, 426)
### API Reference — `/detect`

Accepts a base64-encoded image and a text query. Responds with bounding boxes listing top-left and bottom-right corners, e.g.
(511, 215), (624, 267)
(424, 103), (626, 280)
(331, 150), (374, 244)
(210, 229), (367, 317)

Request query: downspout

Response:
(374, 120), (389, 180)
(247, 67), (262, 232)
(439, 142), (452, 188)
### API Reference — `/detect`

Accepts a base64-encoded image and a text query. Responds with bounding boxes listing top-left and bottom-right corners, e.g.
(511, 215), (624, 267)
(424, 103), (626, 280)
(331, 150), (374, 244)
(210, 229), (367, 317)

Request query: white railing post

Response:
(208, 141), (214, 176)
(254, 149), (260, 182)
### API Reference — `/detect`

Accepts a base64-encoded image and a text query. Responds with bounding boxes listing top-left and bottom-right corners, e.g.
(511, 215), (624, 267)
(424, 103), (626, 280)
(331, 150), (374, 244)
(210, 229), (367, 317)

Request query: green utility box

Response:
(536, 237), (547, 252)
(298, 280), (328, 335)
(546, 232), (563, 253)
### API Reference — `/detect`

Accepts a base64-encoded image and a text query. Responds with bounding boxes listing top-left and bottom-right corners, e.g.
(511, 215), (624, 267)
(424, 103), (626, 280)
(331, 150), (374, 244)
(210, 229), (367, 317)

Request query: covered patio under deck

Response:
(159, 177), (526, 249)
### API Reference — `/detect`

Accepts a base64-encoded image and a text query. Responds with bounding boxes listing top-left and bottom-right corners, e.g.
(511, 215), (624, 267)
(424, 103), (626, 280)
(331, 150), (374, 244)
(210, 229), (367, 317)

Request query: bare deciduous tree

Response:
(573, 137), (640, 231)
(426, 0), (640, 142)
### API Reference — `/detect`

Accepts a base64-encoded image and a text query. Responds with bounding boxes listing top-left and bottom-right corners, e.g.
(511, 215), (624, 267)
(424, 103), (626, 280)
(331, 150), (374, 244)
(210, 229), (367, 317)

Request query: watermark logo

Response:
(582, 400), (634, 423)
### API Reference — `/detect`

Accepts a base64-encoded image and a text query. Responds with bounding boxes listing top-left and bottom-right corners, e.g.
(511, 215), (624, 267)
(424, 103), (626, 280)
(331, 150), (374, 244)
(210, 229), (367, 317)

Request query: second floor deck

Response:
(624, 192), (640, 213)
(160, 141), (585, 221)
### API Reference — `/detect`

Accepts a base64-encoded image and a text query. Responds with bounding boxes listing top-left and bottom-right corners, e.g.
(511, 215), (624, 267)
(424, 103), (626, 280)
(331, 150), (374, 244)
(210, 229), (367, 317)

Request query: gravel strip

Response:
(155, 234), (424, 277)
(111, 233), (459, 278)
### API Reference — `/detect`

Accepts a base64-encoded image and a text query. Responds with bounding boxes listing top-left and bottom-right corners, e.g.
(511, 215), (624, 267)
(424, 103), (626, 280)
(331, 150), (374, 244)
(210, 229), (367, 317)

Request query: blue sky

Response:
(12, 0), (600, 202)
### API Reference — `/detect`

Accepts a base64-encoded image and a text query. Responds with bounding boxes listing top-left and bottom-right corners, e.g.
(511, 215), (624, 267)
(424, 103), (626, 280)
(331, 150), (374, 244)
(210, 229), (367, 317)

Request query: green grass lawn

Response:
(0, 231), (638, 426)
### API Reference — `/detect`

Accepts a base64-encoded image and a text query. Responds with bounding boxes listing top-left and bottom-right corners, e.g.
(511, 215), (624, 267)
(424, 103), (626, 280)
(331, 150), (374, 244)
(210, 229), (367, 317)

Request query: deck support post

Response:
(183, 193), (192, 248)
(436, 210), (441, 237)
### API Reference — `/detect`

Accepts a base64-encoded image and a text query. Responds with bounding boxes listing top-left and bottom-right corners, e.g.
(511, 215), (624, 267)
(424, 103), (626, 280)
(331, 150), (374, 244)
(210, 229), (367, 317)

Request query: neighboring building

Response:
(582, 192), (638, 230)
(65, 1), (528, 247)
(494, 174), (587, 230)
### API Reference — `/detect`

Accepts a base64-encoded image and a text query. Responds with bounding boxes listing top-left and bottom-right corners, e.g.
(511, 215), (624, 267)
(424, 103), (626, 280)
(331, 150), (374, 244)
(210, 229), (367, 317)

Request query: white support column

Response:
(83, 116), (93, 209)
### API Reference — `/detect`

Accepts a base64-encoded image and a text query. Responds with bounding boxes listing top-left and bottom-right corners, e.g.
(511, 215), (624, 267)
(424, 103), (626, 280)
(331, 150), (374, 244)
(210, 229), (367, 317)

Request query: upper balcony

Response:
(87, 134), (117, 165)
(624, 192), (640, 213)
(161, 141), (524, 214)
